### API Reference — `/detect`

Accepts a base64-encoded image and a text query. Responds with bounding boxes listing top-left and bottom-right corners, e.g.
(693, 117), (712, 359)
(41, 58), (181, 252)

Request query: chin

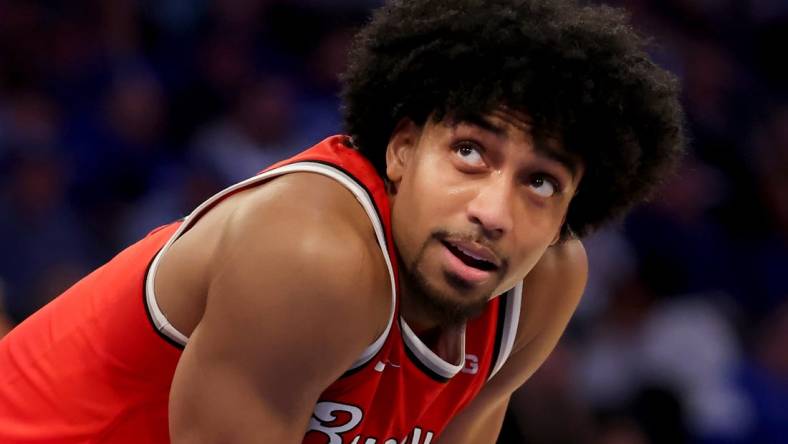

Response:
(417, 272), (494, 326)
(400, 245), (499, 326)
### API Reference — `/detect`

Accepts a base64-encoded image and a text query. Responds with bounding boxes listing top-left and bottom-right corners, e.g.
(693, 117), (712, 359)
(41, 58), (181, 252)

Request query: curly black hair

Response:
(341, 0), (685, 238)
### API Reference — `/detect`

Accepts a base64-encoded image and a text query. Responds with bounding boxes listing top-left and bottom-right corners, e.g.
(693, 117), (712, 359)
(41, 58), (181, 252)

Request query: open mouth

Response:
(441, 240), (499, 272)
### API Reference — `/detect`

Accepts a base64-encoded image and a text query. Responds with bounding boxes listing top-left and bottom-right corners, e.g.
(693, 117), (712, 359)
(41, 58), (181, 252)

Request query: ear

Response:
(385, 118), (420, 187)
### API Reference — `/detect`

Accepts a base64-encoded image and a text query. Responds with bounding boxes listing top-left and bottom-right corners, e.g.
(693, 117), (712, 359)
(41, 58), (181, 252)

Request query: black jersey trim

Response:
(487, 291), (509, 380)
(304, 159), (389, 253)
(339, 357), (375, 379)
(142, 250), (186, 351)
(297, 160), (395, 377)
(143, 160), (392, 359)
(399, 318), (452, 384)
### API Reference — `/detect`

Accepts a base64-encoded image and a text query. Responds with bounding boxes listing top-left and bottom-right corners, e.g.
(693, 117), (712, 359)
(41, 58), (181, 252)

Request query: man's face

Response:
(386, 109), (584, 326)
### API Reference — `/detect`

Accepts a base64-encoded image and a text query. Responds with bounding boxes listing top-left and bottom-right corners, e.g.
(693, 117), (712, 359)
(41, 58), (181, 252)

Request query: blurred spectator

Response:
(624, 158), (737, 304)
(577, 263), (749, 442)
(0, 280), (14, 339)
(0, 89), (99, 321)
(117, 159), (225, 245)
(294, 25), (355, 146)
(62, 66), (178, 252)
(637, 296), (750, 441)
(738, 105), (788, 318)
(576, 227), (637, 324)
(508, 343), (595, 444)
(0, 1), (785, 442)
(0, 144), (98, 322)
(736, 301), (788, 444)
(191, 75), (302, 184)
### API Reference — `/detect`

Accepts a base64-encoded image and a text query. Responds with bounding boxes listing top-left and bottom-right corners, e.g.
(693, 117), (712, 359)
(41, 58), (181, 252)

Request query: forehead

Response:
(443, 108), (549, 146)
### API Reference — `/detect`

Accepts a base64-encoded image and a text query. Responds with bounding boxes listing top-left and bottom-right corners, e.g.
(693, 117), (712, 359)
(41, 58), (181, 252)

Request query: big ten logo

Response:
(461, 354), (479, 375)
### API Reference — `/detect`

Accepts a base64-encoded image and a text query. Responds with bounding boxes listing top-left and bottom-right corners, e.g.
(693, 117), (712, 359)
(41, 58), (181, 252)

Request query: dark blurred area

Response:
(0, 0), (785, 443)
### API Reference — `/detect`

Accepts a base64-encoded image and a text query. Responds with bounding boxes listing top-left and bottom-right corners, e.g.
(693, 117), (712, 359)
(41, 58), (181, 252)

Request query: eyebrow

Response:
(451, 112), (582, 180)
(536, 144), (582, 180)
(456, 113), (507, 136)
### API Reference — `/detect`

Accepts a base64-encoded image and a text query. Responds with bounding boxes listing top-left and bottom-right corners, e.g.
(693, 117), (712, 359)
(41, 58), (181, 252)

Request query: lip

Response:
(439, 241), (498, 285)
(443, 239), (501, 268)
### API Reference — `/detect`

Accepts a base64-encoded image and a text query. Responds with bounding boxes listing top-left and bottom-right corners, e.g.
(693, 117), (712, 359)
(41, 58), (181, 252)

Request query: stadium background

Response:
(0, 0), (785, 442)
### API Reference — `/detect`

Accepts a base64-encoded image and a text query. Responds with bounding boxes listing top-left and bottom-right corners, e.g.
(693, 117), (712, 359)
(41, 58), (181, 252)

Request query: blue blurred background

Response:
(0, 0), (785, 443)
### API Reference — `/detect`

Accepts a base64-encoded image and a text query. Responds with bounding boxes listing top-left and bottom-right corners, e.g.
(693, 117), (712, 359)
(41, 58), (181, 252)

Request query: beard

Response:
(398, 230), (502, 327)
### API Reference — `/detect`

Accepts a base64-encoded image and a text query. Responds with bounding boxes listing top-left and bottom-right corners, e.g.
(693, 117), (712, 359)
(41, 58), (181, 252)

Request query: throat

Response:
(429, 325), (466, 366)
(404, 317), (466, 366)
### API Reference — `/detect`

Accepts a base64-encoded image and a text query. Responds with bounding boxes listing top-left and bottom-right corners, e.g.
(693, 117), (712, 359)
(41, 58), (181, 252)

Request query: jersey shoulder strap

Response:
(146, 136), (399, 366)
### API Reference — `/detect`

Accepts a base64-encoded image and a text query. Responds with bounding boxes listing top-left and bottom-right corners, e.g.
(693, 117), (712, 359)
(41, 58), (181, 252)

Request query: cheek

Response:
(494, 245), (546, 295)
(390, 178), (436, 262)
(513, 198), (567, 240)
(499, 220), (559, 284)
(402, 158), (458, 220)
(413, 156), (473, 211)
(391, 162), (459, 261)
(509, 234), (546, 268)
(391, 194), (419, 263)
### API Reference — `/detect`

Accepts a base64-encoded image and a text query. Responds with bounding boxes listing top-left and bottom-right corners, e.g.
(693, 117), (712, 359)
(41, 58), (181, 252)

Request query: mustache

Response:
(430, 229), (508, 271)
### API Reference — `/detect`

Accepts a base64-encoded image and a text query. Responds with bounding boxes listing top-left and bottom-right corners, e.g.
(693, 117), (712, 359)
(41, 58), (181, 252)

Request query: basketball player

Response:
(0, 0), (684, 442)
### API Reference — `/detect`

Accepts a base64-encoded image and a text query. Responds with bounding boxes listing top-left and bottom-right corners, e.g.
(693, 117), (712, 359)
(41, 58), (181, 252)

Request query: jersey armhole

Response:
(487, 281), (523, 381)
(143, 162), (398, 365)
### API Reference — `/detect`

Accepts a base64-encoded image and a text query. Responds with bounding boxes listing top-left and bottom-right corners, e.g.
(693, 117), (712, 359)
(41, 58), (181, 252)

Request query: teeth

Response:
(456, 244), (488, 263)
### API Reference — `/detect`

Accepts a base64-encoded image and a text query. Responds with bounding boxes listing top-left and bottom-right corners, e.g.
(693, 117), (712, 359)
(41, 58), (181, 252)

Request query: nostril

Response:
(466, 191), (514, 236)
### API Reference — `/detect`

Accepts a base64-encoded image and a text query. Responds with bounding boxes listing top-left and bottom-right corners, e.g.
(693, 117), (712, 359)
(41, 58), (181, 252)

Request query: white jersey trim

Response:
(145, 161), (397, 370)
(398, 283), (523, 381)
(488, 281), (523, 380)
(400, 318), (466, 379)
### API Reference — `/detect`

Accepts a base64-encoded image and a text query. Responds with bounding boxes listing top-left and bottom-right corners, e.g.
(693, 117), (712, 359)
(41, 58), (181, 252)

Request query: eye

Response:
(454, 141), (485, 167)
(529, 175), (559, 198)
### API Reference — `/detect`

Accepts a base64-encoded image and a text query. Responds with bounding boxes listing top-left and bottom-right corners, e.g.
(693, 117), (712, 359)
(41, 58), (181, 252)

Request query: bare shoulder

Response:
(210, 171), (392, 343)
(156, 172), (391, 341)
(437, 240), (588, 442)
(524, 238), (588, 288)
(481, 239), (588, 395)
(169, 172), (393, 441)
(513, 238), (588, 351)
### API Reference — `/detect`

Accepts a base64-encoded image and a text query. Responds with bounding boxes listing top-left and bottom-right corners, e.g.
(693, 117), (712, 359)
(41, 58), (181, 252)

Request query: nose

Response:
(466, 175), (514, 240)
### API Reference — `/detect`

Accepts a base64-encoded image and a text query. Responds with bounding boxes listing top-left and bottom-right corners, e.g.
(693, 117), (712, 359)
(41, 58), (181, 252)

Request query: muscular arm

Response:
(168, 175), (390, 443)
(438, 239), (588, 443)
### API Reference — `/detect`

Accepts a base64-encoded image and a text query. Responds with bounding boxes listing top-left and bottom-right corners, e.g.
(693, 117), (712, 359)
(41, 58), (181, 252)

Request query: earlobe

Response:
(385, 118), (419, 185)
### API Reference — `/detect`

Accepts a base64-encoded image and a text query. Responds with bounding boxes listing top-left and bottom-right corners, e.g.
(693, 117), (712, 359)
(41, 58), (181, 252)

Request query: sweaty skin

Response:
(157, 110), (588, 443)
(386, 110), (583, 338)
(162, 172), (391, 443)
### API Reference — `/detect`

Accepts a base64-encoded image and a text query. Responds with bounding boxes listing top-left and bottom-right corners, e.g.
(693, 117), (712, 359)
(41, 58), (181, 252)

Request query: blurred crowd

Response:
(0, 0), (785, 443)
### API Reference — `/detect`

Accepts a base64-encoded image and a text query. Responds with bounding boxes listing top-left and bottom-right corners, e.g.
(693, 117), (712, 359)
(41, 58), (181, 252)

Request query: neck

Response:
(400, 287), (466, 364)
(399, 281), (443, 333)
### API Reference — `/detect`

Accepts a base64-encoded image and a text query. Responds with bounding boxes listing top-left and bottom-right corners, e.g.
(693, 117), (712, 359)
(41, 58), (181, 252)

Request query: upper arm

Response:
(169, 177), (390, 443)
(438, 240), (588, 443)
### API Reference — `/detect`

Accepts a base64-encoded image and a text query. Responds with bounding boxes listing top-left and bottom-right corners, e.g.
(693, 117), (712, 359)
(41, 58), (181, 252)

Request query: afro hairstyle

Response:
(341, 0), (686, 239)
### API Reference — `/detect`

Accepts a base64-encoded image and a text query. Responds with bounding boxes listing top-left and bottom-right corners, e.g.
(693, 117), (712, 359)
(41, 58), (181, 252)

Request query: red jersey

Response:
(0, 136), (522, 443)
